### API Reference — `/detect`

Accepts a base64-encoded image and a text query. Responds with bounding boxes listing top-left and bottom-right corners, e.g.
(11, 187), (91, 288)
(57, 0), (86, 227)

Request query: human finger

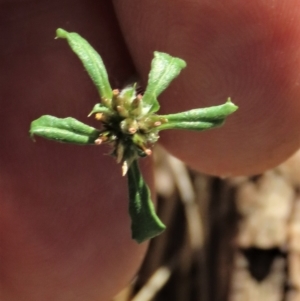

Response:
(114, 0), (300, 176)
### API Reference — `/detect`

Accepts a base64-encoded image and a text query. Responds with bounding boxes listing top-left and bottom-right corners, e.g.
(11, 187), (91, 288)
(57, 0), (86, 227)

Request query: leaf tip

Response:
(29, 122), (37, 141)
(226, 97), (239, 112)
(29, 130), (35, 141)
(133, 223), (166, 244)
(56, 28), (68, 39)
(226, 97), (232, 103)
(154, 51), (187, 69)
(176, 56), (187, 69)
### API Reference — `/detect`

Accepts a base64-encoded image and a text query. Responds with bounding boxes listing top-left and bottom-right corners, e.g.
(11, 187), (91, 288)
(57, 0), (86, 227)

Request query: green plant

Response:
(30, 29), (238, 243)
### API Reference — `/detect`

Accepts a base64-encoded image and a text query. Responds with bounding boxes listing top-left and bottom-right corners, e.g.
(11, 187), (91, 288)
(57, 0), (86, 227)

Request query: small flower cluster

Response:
(90, 86), (167, 175)
(29, 28), (238, 243)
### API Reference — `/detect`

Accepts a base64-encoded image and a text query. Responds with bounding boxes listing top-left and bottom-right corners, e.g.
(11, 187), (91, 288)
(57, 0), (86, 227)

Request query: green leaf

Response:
(157, 98), (238, 131)
(88, 103), (112, 117)
(155, 120), (225, 131)
(127, 160), (166, 243)
(30, 115), (101, 144)
(142, 52), (186, 114)
(56, 28), (113, 103)
(161, 98), (238, 122)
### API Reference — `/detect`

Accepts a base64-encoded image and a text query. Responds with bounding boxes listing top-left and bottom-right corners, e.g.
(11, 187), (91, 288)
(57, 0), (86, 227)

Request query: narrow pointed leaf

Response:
(127, 160), (166, 243)
(142, 52), (186, 114)
(160, 98), (238, 122)
(30, 115), (101, 144)
(157, 98), (238, 131)
(56, 28), (113, 102)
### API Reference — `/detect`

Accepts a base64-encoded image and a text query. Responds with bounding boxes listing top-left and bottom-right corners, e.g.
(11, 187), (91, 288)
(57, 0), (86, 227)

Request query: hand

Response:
(1, 1), (300, 300)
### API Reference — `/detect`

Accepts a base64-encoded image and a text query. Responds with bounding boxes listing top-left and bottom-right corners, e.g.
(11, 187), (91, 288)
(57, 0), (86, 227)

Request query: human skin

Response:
(1, 0), (300, 300)
(114, 0), (300, 176)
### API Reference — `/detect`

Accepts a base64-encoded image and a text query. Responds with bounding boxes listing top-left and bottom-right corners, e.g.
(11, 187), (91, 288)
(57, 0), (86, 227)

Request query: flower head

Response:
(29, 29), (238, 243)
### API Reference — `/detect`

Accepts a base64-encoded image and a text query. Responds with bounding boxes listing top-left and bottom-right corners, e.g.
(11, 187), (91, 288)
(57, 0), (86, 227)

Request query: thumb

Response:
(114, 0), (300, 176)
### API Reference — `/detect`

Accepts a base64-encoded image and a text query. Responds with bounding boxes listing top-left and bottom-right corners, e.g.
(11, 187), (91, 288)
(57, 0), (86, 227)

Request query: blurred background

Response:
(113, 145), (300, 301)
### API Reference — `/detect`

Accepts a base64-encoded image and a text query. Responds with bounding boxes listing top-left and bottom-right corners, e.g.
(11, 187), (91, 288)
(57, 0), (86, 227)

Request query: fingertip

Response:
(115, 0), (300, 175)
